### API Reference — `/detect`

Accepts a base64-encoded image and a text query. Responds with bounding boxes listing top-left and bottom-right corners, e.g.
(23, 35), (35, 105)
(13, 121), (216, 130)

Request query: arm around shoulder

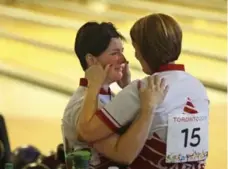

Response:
(78, 81), (140, 142)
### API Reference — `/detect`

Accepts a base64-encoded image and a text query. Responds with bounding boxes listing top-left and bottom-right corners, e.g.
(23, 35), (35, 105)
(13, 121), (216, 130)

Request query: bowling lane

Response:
(147, 0), (227, 12)
(0, 75), (69, 154)
(2, 3), (226, 58)
(0, 16), (79, 49)
(122, 20), (226, 59)
(124, 43), (227, 87)
(8, 1), (128, 27)
(0, 37), (226, 88)
(110, 3), (226, 36)
(0, 37), (83, 90)
(0, 16), (127, 50)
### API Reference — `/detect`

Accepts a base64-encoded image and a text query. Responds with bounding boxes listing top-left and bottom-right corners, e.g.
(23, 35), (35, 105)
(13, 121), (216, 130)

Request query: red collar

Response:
(79, 78), (111, 95)
(156, 64), (185, 72)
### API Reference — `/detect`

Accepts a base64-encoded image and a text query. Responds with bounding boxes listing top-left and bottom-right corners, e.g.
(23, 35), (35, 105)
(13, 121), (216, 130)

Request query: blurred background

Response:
(0, 0), (227, 168)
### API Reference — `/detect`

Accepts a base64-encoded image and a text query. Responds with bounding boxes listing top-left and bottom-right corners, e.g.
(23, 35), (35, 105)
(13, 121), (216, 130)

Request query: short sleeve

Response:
(95, 80), (141, 132)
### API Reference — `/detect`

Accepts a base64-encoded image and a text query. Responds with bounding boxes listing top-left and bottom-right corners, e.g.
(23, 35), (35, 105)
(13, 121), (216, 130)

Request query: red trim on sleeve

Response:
(95, 109), (119, 132)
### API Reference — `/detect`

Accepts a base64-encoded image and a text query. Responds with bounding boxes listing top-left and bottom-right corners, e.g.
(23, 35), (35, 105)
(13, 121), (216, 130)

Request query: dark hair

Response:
(130, 13), (182, 71)
(75, 22), (125, 70)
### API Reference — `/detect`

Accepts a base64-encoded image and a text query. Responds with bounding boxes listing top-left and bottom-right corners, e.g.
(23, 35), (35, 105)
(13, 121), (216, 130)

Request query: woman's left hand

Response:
(117, 62), (131, 88)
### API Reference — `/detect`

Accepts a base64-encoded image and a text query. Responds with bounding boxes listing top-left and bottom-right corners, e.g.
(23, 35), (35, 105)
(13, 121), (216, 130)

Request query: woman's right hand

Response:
(139, 75), (169, 113)
(85, 64), (111, 89)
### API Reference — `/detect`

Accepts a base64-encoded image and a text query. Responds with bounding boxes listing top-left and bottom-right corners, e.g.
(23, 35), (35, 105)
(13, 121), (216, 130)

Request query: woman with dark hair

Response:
(77, 13), (209, 169)
(62, 21), (168, 169)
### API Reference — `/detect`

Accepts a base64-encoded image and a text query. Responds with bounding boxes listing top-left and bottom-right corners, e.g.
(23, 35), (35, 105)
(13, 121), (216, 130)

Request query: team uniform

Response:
(95, 64), (209, 169)
(62, 78), (126, 169)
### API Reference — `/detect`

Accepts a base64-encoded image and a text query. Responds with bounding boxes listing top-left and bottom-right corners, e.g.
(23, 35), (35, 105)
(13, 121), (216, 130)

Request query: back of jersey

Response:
(137, 70), (209, 168)
(150, 70), (209, 141)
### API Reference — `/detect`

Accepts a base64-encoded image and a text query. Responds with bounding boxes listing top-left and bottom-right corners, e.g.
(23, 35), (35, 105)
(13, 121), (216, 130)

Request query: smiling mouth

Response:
(115, 63), (125, 71)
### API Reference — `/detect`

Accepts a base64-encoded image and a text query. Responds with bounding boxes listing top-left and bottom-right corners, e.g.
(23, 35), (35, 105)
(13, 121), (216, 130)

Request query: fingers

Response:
(140, 75), (169, 93)
(137, 80), (143, 92)
(147, 76), (153, 89)
(160, 78), (166, 89)
(89, 62), (103, 70)
(153, 75), (157, 85)
(93, 61), (102, 66)
(91, 63), (111, 73)
(150, 75), (167, 92)
(154, 75), (169, 96)
(154, 75), (161, 88)
(104, 64), (111, 73)
(124, 62), (129, 69)
(164, 85), (169, 97)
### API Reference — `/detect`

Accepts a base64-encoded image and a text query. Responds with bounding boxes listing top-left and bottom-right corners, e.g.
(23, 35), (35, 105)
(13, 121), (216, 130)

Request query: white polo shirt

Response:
(95, 64), (209, 169)
(62, 78), (126, 169)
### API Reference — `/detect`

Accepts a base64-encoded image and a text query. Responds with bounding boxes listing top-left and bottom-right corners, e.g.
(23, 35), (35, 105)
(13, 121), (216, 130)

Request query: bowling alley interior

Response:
(0, 0), (227, 169)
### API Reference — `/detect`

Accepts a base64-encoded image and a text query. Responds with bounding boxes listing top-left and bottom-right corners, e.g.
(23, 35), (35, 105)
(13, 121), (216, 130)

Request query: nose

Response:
(117, 53), (126, 64)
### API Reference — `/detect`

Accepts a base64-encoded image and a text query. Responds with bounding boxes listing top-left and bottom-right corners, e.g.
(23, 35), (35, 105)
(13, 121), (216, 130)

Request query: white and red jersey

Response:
(95, 64), (209, 169)
(62, 78), (126, 169)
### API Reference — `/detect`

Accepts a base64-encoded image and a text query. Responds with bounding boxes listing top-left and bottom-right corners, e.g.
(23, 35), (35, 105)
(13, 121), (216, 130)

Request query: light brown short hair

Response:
(130, 13), (182, 71)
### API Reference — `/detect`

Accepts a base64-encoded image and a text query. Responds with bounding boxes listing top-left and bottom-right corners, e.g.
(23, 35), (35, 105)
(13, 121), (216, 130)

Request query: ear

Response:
(85, 54), (98, 66)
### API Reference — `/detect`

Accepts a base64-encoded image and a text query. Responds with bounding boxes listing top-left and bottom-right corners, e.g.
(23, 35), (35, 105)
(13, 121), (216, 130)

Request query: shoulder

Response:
(122, 79), (140, 92)
(62, 87), (86, 124)
(66, 87), (85, 110)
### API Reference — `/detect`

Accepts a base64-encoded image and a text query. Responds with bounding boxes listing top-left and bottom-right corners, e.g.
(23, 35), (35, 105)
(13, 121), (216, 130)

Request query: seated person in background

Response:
(0, 114), (11, 169)
(77, 13), (209, 169)
(62, 22), (168, 169)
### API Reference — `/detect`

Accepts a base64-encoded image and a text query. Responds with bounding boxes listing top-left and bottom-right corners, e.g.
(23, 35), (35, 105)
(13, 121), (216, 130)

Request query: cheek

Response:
(98, 55), (118, 66)
(107, 58), (118, 65)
